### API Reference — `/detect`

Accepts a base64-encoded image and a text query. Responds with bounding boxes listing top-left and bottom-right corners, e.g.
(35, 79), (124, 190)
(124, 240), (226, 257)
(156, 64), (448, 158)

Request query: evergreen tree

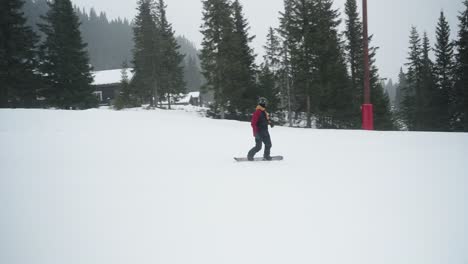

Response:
(454, 0), (468, 131)
(258, 64), (280, 112)
(313, 0), (354, 129)
(155, 0), (186, 109)
(434, 11), (455, 131)
(0, 0), (39, 108)
(401, 27), (422, 130)
(114, 61), (135, 110)
(76, 7), (133, 71)
(369, 42), (397, 130)
(227, 0), (257, 113)
(395, 68), (407, 111)
(132, 0), (159, 106)
(420, 32), (438, 130)
(284, 0), (320, 128)
(38, 0), (97, 109)
(384, 79), (396, 106)
(178, 36), (204, 93)
(278, 0), (295, 126)
(301, 0), (321, 128)
(401, 28), (438, 131)
(183, 55), (202, 92)
(200, 0), (235, 118)
(177, 36), (200, 61)
(262, 27), (282, 116)
(23, 0), (200, 91)
(343, 0), (396, 130)
(263, 27), (282, 74)
(344, 0), (363, 120)
(22, 0), (49, 40)
(277, 0), (354, 128)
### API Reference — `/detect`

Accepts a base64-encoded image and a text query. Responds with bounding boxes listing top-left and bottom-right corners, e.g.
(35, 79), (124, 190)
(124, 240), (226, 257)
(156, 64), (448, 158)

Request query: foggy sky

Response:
(71, 0), (464, 81)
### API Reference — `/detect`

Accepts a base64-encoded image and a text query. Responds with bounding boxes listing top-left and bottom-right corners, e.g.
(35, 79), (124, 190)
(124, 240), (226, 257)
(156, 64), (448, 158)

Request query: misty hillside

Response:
(22, 0), (203, 91)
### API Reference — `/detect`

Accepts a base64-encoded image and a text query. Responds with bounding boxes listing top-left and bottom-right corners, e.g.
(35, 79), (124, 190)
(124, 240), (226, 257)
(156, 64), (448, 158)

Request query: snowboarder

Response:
(247, 97), (274, 161)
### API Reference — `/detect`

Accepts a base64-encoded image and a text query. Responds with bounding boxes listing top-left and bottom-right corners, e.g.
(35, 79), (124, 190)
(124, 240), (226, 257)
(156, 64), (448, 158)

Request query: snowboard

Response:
(234, 156), (283, 162)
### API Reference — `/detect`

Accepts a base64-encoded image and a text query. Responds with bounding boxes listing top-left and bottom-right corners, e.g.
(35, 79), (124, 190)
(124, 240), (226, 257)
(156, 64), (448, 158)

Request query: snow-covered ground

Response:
(1, 107), (467, 264)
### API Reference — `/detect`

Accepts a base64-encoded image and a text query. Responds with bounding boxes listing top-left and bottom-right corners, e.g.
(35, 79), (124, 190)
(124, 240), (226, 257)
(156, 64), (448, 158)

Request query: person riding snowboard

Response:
(247, 97), (274, 161)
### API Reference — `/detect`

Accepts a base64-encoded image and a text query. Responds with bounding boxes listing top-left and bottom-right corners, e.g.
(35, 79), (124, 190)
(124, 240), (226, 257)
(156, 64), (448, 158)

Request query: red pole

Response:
(362, 0), (374, 130)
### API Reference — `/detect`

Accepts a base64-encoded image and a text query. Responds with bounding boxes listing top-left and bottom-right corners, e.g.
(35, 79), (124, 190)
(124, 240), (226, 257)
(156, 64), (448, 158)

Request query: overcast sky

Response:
(71, 0), (463, 81)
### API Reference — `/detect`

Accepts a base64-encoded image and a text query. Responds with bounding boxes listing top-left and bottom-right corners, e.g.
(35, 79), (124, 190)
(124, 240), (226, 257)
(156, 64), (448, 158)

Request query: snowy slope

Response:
(1, 108), (467, 264)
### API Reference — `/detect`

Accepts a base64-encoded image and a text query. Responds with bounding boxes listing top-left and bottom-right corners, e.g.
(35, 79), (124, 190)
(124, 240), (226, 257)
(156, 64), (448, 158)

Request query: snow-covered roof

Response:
(92, 68), (134, 86)
(178, 92), (200, 104)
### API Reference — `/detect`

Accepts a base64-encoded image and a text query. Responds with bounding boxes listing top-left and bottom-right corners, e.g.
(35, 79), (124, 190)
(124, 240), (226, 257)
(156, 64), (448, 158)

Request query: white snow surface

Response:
(1, 107), (467, 264)
(92, 68), (134, 85)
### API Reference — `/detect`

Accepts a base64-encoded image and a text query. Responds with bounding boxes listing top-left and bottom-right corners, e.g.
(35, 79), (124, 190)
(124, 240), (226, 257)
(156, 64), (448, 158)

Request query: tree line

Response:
(200, 0), (468, 132)
(1, 0), (200, 109)
(2, 0), (467, 132)
(200, 0), (395, 129)
(22, 0), (204, 92)
(393, 2), (468, 132)
(22, 0), (133, 71)
(1, 0), (97, 108)
(115, 0), (186, 109)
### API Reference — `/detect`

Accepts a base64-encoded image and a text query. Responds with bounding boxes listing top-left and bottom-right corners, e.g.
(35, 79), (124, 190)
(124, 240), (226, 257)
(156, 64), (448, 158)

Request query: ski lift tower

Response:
(362, 0), (374, 130)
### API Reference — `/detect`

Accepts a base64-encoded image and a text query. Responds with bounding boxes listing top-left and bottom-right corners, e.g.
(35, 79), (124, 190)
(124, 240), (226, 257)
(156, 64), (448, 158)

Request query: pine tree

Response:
(454, 0), (468, 131)
(434, 11), (455, 131)
(276, 0), (355, 128)
(38, 0), (97, 109)
(263, 27), (282, 74)
(384, 79), (396, 106)
(420, 32), (438, 130)
(200, 0), (235, 118)
(155, 0), (186, 109)
(278, 0), (295, 126)
(258, 64), (280, 112)
(401, 28), (438, 131)
(285, 0), (320, 128)
(343, 0), (396, 130)
(0, 0), (39, 108)
(401, 27), (422, 130)
(114, 61), (135, 110)
(22, 0), (49, 40)
(369, 42), (397, 130)
(177, 36), (204, 94)
(395, 68), (407, 111)
(262, 27), (282, 118)
(183, 55), (202, 92)
(314, 0), (354, 129)
(76, 7), (133, 71)
(344, 0), (363, 121)
(24, 0), (135, 71)
(227, 0), (257, 113)
(132, 0), (159, 106)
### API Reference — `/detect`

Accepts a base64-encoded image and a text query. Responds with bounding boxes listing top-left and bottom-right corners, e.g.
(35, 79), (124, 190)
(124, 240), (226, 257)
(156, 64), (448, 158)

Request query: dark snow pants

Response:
(248, 131), (272, 158)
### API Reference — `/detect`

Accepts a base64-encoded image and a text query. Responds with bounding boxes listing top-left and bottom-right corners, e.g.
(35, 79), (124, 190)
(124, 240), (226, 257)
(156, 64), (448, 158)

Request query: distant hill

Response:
(22, 0), (203, 92)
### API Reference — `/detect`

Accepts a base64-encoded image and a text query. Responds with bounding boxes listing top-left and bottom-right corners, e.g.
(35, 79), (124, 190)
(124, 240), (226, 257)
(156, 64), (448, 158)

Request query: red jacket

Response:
(251, 106), (270, 136)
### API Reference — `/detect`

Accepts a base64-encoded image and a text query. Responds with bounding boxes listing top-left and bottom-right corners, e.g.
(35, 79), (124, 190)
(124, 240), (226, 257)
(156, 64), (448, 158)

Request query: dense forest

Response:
(21, 0), (203, 92)
(2, 0), (467, 132)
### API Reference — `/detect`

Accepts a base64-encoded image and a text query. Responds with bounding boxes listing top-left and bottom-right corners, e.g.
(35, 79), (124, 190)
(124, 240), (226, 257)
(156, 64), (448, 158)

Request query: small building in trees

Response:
(178, 92), (201, 106)
(92, 68), (134, 105)
(161, 91), (201, 106)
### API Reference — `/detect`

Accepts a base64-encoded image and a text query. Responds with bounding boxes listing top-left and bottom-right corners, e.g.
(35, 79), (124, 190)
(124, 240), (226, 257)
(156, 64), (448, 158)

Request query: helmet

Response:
(258, 97), (268, 107)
